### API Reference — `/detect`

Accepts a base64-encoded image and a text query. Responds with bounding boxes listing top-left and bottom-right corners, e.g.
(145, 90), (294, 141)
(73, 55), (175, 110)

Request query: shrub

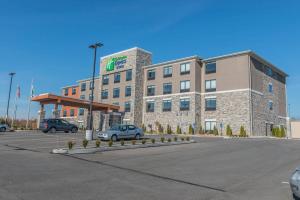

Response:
(82, 139), (88, 148)
(280, 126), (286, 138)
(181, 137), (185, 141)
(132, 140), (136, 145)
(166, 124), (172, 134)
(120, 139), (125, 146)
(226, 125), (233, 136)
(188, 124), (194, 135)
(213, 126), (218, 136)
(108, 140), (113, 147)
(142, 124), (146, 132)
(167, 138), (172, 142)
(155, 121), (164, 134)
(142, 139), (146, 144)
(68, 141), (75, 150)
(148, 124), (153, 134)
(95, 139), (101, 148)
(160, 137), (165, 143)
(176, 125), (182, 134)
(239, 126), (247, 137)
(174, 136), (178, 142)
(186, 136), (190, 141)
(151, 138), (155, 144)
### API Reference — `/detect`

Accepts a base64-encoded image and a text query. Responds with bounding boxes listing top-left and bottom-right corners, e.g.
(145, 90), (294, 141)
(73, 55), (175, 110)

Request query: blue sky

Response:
(0, 0), (299, 119)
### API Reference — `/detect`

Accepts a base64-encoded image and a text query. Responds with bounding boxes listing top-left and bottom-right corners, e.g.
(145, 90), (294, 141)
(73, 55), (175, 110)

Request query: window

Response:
(180, 63), (190, 75)
(125, 86), (131, 97)
(126, 69), (132, 81)
(269, 101), (273, 110)
(124, 101), (131, 112)
(206, 62), (216, 74)
(205, 80), (216, 92)
(162, 100), (172, 112)
(63, 110), (67, 117)
(163, 66), (172, 77)
(89, 94), (93, 101)
(205, 121), (217, 131)
(101, 90), (108, 99)
(114, 72), (121, 83)
(64, 88), (68, 96)
(128, 125), (136, 130)
(163, 83), (172, 94)
(147, 85), (155, 96)
(89, 81), (94, 90)
(146, 101), (155, 112)
(102, 75), (109, 85)
(180, 80), (190, 93)
(113, 88), (120, 98)
(79, 108), (84, 116)
(81, 83), (86, 91)
(268, 83), (273, 93)
(80, 95), (85, 100)
(180, 98), (190, 111)
(205, 98), (216, 111)
(147, 69), (155, 80)
(72, 88), (76, 95)
(113, 102), (119, 106)
(70, 109), (75, 117)
(265, 66), (273, 77)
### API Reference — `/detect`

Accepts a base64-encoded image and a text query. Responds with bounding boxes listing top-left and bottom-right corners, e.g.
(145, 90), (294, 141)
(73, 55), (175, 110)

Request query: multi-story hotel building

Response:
(61, 47), (288, 136)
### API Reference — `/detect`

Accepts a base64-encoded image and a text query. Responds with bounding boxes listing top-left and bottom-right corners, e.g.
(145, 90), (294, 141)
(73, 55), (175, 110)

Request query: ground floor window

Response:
(79, 108), (84, 116)
(146, 101), (155, 112)
(124, 101), (131, 112)
(205, 121), (217, 131)
(180, 98), (190, 111)
(162, 100), (172, 112)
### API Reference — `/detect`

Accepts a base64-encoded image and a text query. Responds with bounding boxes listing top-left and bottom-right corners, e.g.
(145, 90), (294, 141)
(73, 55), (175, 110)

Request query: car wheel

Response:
(42, 130), (48, 133)
(71, 127), (78, 133)
(64, 131), (69, 133)
(50, 127), (56, 133)
(111, 135), (118, 142)
(135, 133), (141, 140)
(0, 127), (6, 132)
(293, 194), (300, 200)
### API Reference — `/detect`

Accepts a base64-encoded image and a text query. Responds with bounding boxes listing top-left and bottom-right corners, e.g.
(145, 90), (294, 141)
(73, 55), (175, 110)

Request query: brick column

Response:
(37, 104), (45, 129)
(52, 104), (60, 118)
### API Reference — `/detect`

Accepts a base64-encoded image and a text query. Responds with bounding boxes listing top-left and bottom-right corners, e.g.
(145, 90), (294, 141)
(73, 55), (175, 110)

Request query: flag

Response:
(30, 83), (34, 98)
(16, 85), (20, 99)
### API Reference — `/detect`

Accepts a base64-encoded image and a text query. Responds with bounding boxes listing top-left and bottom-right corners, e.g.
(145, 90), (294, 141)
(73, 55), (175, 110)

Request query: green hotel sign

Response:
(105, 56), (127, 71)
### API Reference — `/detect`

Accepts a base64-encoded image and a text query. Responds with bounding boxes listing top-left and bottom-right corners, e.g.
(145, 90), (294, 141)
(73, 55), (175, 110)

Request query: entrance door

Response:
(265, 123), (273, 136)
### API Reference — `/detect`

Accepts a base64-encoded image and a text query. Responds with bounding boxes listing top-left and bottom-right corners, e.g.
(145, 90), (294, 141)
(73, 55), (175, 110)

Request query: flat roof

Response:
(101, 47), (152, 59)
(61, 85), (78, 89)
(144, 55), (201, 69)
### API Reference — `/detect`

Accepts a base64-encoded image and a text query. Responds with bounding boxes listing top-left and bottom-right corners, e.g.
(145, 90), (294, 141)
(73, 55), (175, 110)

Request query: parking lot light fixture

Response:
(86, 42), (103, 141)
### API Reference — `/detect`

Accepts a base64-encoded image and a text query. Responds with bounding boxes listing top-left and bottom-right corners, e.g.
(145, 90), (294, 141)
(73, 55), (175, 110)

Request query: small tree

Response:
(226, 125), (232, 136)
(213, 126), (218, 136)
(176, 125), (182, 134)
(280, 126), (286, 138)
(95, 139), (101, 148)
(68, 141), (75, 150)
(82, 139), (88, 148)
(239, 125), (247, 137)
(148, 124), (153, 134)
(142, 124), (146, 132)
(188, 124), (194, 135)
(166, 124), (172, 134)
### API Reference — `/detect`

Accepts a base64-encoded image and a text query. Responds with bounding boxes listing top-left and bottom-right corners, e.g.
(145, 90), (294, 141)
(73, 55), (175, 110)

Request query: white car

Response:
(0, 124), (9, 132)
(97, 124), (144, 141)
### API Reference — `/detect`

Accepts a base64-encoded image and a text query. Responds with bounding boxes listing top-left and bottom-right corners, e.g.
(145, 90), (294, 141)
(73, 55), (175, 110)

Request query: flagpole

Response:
(26, 79), (33, 130)
(11, 85), (18, 128)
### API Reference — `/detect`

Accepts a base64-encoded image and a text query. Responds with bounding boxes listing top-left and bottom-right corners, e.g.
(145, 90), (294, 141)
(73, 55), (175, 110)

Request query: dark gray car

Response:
(0, 124), (9, 132)
(97, 124), (143, 141)
(40, 119), (78, 133)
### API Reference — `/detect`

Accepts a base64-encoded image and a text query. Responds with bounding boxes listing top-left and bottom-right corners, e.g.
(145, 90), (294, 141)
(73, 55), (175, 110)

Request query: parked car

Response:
(97, 124), (143, 141)
(40, 119), (78, 133)
(290, 167), (300, 199)
(0, 124), (9, 132)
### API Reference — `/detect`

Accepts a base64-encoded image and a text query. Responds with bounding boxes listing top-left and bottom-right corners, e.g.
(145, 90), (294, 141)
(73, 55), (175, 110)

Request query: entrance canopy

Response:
(31, 93), (119, 112)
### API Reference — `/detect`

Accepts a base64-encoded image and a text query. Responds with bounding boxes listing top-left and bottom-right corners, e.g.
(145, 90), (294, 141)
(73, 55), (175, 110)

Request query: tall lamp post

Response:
(5, 72), (16, 125)
(86, 42), (103, 141)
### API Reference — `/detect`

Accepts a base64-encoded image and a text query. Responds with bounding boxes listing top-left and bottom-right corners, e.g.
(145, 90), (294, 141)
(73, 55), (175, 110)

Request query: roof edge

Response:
(101, 47), (152, 59)
(144, 55), (201, 69)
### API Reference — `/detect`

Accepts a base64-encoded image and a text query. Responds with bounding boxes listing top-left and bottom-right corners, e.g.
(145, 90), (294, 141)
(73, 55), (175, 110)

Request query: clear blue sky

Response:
(0, 0), (299, 119)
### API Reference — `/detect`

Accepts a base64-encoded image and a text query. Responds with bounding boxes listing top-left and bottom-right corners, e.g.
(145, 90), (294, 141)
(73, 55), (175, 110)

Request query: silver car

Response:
(290, 167), (300, 199)
(97, 124), (144, 141)
(0, 124), (9, 132)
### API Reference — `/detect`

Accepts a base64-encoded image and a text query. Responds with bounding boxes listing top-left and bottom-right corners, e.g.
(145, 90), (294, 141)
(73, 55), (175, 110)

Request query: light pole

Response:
(86, 42), (103, 141)
(5, 72), (16, 125)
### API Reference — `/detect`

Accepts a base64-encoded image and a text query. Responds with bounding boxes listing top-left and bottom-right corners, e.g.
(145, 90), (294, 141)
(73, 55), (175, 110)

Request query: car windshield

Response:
(109, 125), (121, 131)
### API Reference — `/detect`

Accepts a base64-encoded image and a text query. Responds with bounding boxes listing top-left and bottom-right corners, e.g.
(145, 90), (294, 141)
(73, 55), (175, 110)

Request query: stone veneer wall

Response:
(143, 93), (196, 133)
(201, 91), (251, 135)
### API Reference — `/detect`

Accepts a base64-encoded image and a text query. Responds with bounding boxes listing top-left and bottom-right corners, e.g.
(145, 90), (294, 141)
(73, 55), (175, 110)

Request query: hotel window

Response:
(147, 69), (155, 80)
(70, 109), (75, 117)
(205, 62), (216, 74)
(101, 90), (108, 99)
(81, 83), (86, 91)
(64, 88), (68, 96)
(63, 110), (67, 117)
(268, 83), (273, 93)
(205, 79), (216, 92)
(72, 88), (76, 95)
(265, 66), (273, 77)
(126, 69), (132, 81)
(114, 72), (121, 83)
(180, 98), (190, 111)
(79, 108), (84, 116)
(205, 98), (216, 111)
(180, 80), (190, 93)
(80, 95), (85, 100)
(146, 101), (155, 112)
(102, 75), (109, 85)
(113, 102), (119, 106)
(163, 66), (172, 77)
(124, 101), (131, 112)
(125, 86), (131, 97)
(89, 94), (93, 101)
(89, 81), (94, 90)
(113, 88), (120, 98)
(180, 63), (190, 75)
(269, 100), (273, 110)
(205, 121), (217, 131)
(147, 85), (155, 96)
(163, 83), (172, 94)
(162, 100), (172, 112)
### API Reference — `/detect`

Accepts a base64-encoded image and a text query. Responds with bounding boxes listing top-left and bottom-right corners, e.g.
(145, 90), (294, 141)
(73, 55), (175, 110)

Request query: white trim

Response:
(101, 47), (152, 59)
(162, 98), (172, 101)
(143, 92), (198, 99)
(205, 96), (216, 99)
(180, 96), (191, 99)
(278, 116), (288, 119)
(205, 119), (216, 122)
(146, 99), (155, 102)
(144, 56), (200, 69)
(204, 50), (251, 62)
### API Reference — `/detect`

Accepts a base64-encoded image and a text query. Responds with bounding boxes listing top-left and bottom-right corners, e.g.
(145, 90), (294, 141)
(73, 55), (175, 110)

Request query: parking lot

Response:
(0, 131), (299, 200)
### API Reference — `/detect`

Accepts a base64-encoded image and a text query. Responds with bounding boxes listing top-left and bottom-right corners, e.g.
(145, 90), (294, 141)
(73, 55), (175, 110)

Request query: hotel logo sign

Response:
(105, 56), (127, 72)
